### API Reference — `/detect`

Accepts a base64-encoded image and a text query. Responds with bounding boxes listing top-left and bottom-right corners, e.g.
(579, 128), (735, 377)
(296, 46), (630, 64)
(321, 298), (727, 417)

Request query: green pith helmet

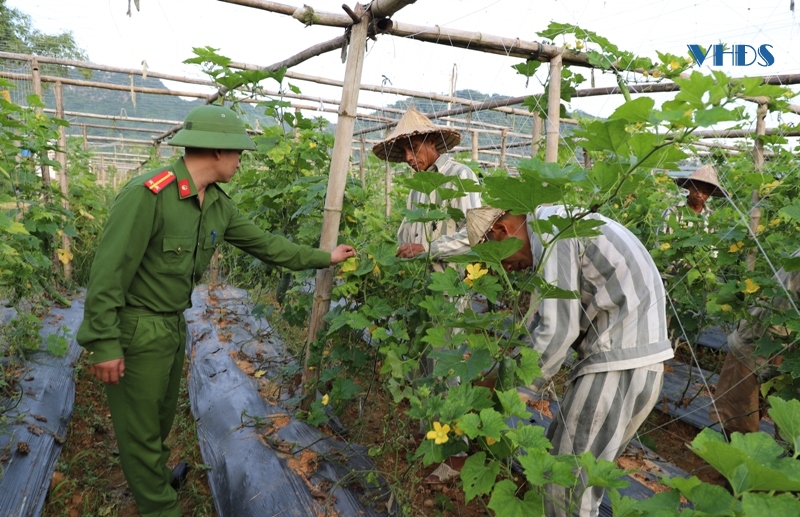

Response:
(167, 105), (257, 151)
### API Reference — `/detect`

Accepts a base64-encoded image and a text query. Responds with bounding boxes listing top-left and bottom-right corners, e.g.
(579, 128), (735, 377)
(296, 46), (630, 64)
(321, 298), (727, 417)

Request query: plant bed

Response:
(0, 297), (84, 517)
(185, 284), (392, 517)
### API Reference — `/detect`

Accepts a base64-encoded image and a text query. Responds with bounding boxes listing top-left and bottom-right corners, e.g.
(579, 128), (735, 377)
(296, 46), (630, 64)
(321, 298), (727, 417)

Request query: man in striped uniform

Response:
(467, 205), (673, 517)
(372, 108), (481, 264)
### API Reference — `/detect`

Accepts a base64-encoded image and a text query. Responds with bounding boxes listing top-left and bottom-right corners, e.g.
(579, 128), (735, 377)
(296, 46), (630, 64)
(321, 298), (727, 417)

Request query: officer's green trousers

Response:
(105, 307), (186, 517)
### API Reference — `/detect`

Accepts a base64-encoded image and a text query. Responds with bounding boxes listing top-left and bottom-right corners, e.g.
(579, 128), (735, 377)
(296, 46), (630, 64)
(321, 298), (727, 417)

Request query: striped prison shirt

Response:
(397, 154), (481, 259)
(525, 205), (674, 392)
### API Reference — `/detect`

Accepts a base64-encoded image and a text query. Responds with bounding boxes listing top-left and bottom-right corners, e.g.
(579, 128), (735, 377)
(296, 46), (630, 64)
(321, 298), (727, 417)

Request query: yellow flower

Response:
(669, 60), (681, 71)
(655, 175), (670, 184)
(770, 218), (781, 227)
(0, 90), (10, 102)
(485, 436), (497, 445)
(321, 394), (330, 406)
(760, 180), (780, 196)
(465, 263), (489, 286)
(308, 141), (317, 148)
(642, 70), (650, 77)
(728, 241), (744, 253)
(660, 243), (671, 251)
(756, 224), (765, 234)
(652, 70), (663, 78)
(575, 40), (584, 49)
(742, 279), (760, 294)
(453, 422), (464, 436)
(426, 422), (451, 445)
(720, 304), (732, 312)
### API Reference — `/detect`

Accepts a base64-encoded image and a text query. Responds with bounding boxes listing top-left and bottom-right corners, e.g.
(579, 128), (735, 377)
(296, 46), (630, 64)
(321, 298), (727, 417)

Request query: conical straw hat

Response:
(466, 206), (506, 247)
(674, 164), (728, 197)
(372, 107), (462, 162)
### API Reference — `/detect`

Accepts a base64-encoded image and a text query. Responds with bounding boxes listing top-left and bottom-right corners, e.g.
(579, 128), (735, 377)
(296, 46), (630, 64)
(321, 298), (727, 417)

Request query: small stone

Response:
(17, 441), (30, 454)
(423, 499), (434, 507)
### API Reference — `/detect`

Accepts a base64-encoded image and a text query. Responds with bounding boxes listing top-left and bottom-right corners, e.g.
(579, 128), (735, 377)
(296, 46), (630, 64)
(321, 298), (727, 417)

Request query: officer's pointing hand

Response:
(330, 244), (357, 264)
(90, 358), (126, 385)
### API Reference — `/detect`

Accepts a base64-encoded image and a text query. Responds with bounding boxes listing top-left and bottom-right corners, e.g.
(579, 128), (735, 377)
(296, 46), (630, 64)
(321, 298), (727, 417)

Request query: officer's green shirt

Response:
(77, 158), (330, 364)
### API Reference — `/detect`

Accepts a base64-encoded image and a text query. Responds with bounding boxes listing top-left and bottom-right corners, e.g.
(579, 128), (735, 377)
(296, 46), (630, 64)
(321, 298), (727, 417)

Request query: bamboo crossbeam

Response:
(275, 69), (536, 118)
(572, 73), (800, 99)
(91, 152), (157, 158)
(374, 18), (589, 67)
(75, 123), (163, 134)
(72, 135), (155, 144)
(0, 70), (210, 98)
(691, 127), (800, 138)
(155, 34), (347, 143)
(226, 0), (589, 66)
(354, 94), (530, 136)
(43, 109), (181, 125)
(0, 50), (215, 87)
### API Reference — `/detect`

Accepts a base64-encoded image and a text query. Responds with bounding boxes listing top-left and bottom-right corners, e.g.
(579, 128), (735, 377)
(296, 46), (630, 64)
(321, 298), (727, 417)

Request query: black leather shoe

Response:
(170, 461), (189, 491)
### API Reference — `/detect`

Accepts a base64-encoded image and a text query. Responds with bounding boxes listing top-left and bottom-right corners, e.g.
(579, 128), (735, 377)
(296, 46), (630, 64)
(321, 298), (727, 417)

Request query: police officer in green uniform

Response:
(77, 105), (356, 517)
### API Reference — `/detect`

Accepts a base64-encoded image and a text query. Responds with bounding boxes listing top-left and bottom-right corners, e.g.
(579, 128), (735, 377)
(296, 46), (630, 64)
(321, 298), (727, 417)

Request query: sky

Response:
(7, 0), (800, 126)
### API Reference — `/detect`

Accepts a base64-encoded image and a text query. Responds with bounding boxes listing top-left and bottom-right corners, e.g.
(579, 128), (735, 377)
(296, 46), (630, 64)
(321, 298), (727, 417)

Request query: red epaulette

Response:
(144, 170), (176, 194)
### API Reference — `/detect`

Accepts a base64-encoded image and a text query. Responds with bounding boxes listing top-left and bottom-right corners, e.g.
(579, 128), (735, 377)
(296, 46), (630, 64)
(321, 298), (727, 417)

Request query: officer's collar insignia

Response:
(144, 170), (176, 195)
(178, 178), (192, 199)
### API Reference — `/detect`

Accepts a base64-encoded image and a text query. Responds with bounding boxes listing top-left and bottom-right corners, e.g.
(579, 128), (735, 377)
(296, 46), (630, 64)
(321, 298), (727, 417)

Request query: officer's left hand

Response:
(396, 243), (425, 258)
(330, 244), (357, 264)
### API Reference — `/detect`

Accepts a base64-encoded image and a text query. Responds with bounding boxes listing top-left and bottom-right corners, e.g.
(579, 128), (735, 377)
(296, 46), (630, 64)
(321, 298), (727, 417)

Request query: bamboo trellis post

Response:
(531, 111), (543, 157)
(303, 3), (371, 408)
(55, 81), (72, 279)
(82, 124), (88, 151)
(31, 58), (53, 188)
(499, 128), (508, 168)
(359, 134), (366, 187)
(471, 130), (479, 161)
(100, 155), (106, 186)
(748, 102), (767, 271)
(385, 128), (392, 217)
(545, 52), (563, 164)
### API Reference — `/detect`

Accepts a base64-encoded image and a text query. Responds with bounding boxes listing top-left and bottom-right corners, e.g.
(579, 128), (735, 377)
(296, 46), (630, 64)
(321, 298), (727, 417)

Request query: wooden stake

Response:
(55, 81), (72, 280)
(499, 128), (508, 168)
(471, 130), (479, 161)
(31, 58), (53, 189)
(531, 111), (542, 157)
(303, 3), (371, 408)
(545, 52), (563, 164)
(385, 128), (392, 217)
(82, 124), (88, 151)
(748, 102), (767, 271)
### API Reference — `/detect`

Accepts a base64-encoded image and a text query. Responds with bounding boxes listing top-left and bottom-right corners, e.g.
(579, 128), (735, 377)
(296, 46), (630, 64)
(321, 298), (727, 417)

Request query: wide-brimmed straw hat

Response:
(372, 107), (462, 162)
(466, 206), (507, 247)
(674, 164), (728, 197)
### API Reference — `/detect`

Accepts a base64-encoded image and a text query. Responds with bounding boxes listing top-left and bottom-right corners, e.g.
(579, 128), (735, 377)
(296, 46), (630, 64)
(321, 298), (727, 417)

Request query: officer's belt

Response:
(127, 305), (184, 316)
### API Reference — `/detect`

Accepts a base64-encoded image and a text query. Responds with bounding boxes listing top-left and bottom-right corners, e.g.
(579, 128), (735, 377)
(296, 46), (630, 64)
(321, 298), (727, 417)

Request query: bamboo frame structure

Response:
(55, 81), (72, 279)
(303, 2), (373, 408)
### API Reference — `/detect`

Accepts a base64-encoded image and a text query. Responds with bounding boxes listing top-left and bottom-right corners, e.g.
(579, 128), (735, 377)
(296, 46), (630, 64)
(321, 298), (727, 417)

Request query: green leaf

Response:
(460, 452), (501, 502)
(415, 437), (446, 466)
(516, 348), (542, 386)
(572, 119), (629, 154)
(456, 413), (482, 439)
(470, 274), (502, 304)
(512, 60), (543, 78)
(484, 175), (562, 214)
(428, 267), (469, 296)
(690, 483), (737, 515)
(519, 449), (576, 487)
(472, 239), (523, 267)
(496, 389), (530, 419)
(506, 423), (551, 450)
(430, 345), (492, 383)
(479, 408), (509, 440)
(742, 492), (800, 516)
(400, 170), (453, 196)
(525, 276), (580, 300)
(608, 97), (655, 123)
(577, 452), (630, 489)
(487, 479), (545, 517)
(769, 396), (800, 456)
(399, 207), (450, 223)
(729, 431), (785, 465)
(695, 106), (739, 127)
